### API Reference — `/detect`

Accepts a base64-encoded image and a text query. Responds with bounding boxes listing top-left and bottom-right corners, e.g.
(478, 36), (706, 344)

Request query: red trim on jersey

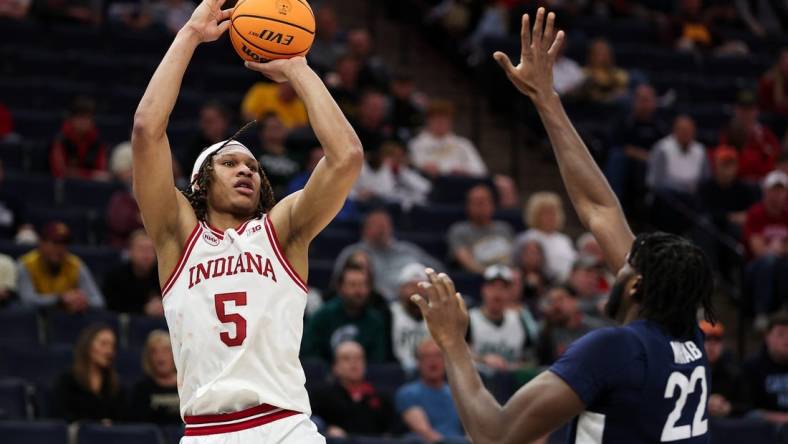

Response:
(236, 217), (255, 234)
(203, 218), (256, 238)
(202, 221), (225, 239)
(185, 402), (278, 424)
(263, 216), (308, 293)
(183, 408), (299, 436)
(161, 224), (202, 298)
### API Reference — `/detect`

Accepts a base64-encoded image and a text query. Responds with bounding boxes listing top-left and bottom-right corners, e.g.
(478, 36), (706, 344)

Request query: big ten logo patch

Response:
(203, 232), (220, 247)
(251, 28), (294, 46)
(276, 0), (291, 15)
(247, 225), (262, 236)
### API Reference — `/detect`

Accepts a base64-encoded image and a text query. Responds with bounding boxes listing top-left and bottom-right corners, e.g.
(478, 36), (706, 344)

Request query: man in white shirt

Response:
(353, 141), (432, 210)
(389, 263), (430, 374)
(408, 100), (487, 178)
(648, 115), (709, 195)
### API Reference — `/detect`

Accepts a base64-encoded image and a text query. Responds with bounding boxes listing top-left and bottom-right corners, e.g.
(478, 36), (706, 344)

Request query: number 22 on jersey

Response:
(661, 366), (708, 442)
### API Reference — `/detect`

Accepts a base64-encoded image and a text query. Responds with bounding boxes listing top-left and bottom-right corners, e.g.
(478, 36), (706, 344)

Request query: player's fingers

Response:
(441, 274), (457, 301)
(219, 7), (234, 20)
(418, 281), (440, 306)
(532, 7), (544, 49)
(520, 14), (531, 55)
(547, 30), (565, 60)
(244, 61), (269, 72)
(544, 11), (556, 52)
(426, 269), (448, 301)
(493, 51), (517, 76)
(217, 19), (231, 34)
(410, 294), (429, 314)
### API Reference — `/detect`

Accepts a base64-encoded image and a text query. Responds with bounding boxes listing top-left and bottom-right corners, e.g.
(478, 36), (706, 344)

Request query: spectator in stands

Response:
(580, 39), (629, 105)
(665, 0), (720, 52)
(409, 100), (487, 178)
(0, 159), (33, 241)
(181, 101), (231, 172)
(102, 230), (161, 316)
(390, 72), (426, 142)
(568, 256), (608, 320)
(354, 141), (432, 210)
(326, 54), (362, 118)
(512, 239), (551, 306)
(50, 97), (109, 180)
(744, 171), (788, 329)
(701, 321), (740, 417)
(309, 6), (345, 72)
(503, 267), (540, 347)
(742, 312), (788, 421)
(759, 48), (788, 116)
(334, 208), (442, 302)
(390, 264), (429, 374)
(17, 221), (104, 312)
(150, 0), (195, 34)
(286, 147), (359, 221)
(54, 324), (125, 422)
(469, 265), (534, 372)
(575, 232), (612, 294)
(0, 253), (17, 308)
(537, 286), (606, 365)
(396, 339), (465, 443)
(0, 102), (15, 141)
(721, 90), (781, 181)
(606, 84), (667, 217)
(516, 192), (577, 282)
(310, 341), (395, 437)
(697, 146), (760, 274)
(347, 28), (389, 90)
(0, 0), (31, 19)
(106, 142), (143, 248)
(241, 82), (308, 128)
(257, 113), (299, 198)
(39, 0), (102, 25)
(130, 330), (180, 424)
(353, 91), (393, 154)
(448, 184), (514, 274)
(302, 263), (388, 363)
(737, 0), (788, 38)
(553, 41), (585, 97)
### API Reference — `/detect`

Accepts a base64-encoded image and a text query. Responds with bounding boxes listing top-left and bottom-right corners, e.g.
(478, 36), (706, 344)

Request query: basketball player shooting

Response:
(131, 0), (362, 442)
(411, 8), (716, 444)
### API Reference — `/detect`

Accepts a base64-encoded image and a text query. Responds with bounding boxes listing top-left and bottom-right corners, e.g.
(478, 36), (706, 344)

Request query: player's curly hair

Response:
(181, 122), (276, 221)
(629, 232), (716, 339)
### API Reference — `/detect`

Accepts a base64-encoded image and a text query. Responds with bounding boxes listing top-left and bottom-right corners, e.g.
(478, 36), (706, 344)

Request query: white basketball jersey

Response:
(468, 308), (527, 363)
(161, 215), (310, 418)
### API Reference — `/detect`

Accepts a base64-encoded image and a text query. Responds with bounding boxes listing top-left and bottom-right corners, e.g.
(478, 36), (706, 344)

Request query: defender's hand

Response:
(185, 0), (233, 43)
(245, 57), (308, 83)
(493, 7), (565, 101)
(410, 269), (469, 351)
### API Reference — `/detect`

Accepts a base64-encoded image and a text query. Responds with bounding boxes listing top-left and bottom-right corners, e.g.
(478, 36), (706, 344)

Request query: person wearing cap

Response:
(390, 263), (430, 374)
(699, 321), (741, 418)
(17, 221), (104, 312)
(720, 90), (780, 181)
(741, 312), (788, 422)
(744, 170), (788, 328)
(468, 265), (535, 372)
(49, 96), (109, 180)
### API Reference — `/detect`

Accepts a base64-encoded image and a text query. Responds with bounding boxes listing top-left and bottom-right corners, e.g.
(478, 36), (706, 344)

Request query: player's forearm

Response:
(285, 61), (363, 166)
(531, 92), (620, 226)
(441, 341), (508, 444)
(133, 26), (201, 139)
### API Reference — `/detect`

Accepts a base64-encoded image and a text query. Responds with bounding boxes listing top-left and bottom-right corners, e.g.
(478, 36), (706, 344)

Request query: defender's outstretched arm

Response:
(494, 9), (634, 271)
(132, 0), (231, 269)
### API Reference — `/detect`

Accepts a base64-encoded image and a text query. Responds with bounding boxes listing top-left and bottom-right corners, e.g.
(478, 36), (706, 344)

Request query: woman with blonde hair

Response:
(130, 329), (180, 424)
(515, 192), (577, 282)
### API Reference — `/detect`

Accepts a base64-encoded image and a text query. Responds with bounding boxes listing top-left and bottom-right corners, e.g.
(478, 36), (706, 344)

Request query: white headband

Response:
(190, 140), (256, 191)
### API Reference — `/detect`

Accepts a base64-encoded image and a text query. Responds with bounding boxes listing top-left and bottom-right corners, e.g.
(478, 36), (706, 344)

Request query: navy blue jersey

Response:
(550, 320), (710, 444)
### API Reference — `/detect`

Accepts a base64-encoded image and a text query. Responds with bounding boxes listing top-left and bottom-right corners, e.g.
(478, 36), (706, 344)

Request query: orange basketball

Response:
(229, 0), (315, 62)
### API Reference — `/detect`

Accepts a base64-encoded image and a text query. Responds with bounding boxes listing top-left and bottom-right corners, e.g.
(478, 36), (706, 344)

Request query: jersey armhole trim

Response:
(161, 223), (203, 298)
(263, 215), (308, 294)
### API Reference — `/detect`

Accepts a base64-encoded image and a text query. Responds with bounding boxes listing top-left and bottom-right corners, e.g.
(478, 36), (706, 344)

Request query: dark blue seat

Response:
(302, 359), (328, 390)
(0, 420), (68, 444)
(310, 229), (358, 261)
(61, 179), (124, 211)
(27, 206), (92, 244)
(11, 109), (61, 141)
(0, 345), (73, 386)
(46, 310), (120, 346)
(0, 378), (30, 420)
(450, 272), (483, 300)
(161, 424), (185, 444)
(406, 205), (466, 232)
(68, 245), (123, 286)
(366, 363), (407, 394)
(115, 347), (144, 384)
(0, 308), (40, 346)
(429, 176), (495, 205)
(710, 417), (778, 444)
(127, 316), (169, 349)
(399, 232), (447, 262)
(77, 422), (163, 444)
(308, 260), (334, 291)
(4, 173), (56, 206)
(0, 240), (33, 259)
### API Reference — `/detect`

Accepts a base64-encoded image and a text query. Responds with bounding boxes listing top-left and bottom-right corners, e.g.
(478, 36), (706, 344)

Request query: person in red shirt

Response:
(759, 49), (788, 116)
(49, 97), (109, 180)
(721, 91), (781, 182)
(744, 170), (788, 329)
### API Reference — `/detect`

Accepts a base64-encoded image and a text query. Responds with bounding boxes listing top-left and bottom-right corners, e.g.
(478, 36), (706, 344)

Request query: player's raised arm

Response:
(245, 59), (363, 249)
(494, 8), (634, 271)
(131, 0), (232, 254)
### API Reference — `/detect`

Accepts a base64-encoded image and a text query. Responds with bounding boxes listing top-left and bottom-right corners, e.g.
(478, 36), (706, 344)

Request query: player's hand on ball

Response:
(493, 7), (565, 100)
(411, 269), (469, 350)
(186, 0), (233, 43)
(245, 57), (307, 83)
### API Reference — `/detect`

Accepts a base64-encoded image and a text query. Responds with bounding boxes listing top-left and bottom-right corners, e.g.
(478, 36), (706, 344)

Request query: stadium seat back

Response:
(0, 420), (68, 444)
(0, 378), (30, 420)
(46, 310), (120, 346)
(77, 422), (163, 444)
(0, 308), (41, 346)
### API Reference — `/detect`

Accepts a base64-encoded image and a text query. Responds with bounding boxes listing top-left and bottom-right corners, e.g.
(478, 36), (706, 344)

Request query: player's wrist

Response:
(179, 23), (204, 45)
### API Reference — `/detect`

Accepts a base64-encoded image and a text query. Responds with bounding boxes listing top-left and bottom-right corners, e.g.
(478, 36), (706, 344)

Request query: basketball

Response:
(229, 0), (315, 62)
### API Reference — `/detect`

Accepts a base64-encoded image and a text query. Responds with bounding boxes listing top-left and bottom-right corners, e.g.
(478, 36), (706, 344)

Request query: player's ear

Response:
(629, 275), (643, 302)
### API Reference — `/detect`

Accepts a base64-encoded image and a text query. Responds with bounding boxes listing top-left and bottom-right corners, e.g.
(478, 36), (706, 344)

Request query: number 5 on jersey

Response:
(214, 292), (248, 347)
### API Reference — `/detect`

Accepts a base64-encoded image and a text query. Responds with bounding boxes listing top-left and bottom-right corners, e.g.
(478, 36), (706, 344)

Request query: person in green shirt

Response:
(302, 263), (388, 363)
